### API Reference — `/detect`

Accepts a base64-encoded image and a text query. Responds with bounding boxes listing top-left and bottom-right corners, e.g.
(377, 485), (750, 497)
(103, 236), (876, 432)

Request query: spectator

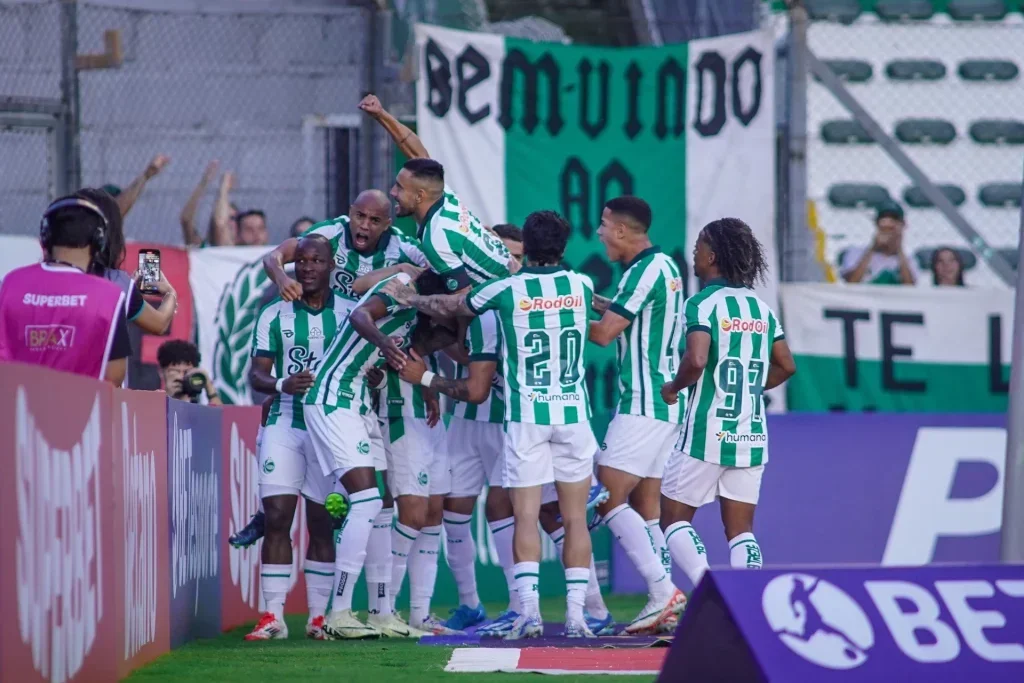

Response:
(157, 339), (222, 405)
(0, 195), (132, 385)
(104, 154), (170, 220)
(237, 209), (270, 246)
(290, 216), (315, 238)
(180, 162), (240, 247)
(840, 201), (917, 285)
(930, 247), (965, 287)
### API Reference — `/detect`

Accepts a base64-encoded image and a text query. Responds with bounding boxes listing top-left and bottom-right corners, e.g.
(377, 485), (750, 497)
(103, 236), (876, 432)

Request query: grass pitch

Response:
(126, 595), (658, 683)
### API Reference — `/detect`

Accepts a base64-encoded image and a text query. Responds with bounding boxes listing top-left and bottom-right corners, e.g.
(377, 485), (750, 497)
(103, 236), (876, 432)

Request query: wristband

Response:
(420, 370), (436, 388)
(275, 378), (285, 393)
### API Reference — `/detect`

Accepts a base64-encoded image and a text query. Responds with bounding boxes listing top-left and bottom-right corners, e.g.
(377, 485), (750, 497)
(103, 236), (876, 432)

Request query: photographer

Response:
(157, 339), (222, 405)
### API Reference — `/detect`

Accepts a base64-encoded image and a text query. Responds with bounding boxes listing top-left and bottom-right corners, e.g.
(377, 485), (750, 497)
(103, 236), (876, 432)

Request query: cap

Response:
(101, 184), (122, 197)
(875, 200), (904, 222)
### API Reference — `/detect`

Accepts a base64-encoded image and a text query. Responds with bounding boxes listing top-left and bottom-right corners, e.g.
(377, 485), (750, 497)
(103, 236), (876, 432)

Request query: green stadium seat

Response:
(806, 0), (862, 23)
(828, 183), (892, 209)
(821, 59), (873, 83)
(875, 0), (935, 21)
(902, 184), (967, 208)
(969, 120), (1024, 145)
(997, 247), (1019, 270)
(958, 59), (1019, 82)
(886, 59), (946, 81)
(947, 1), (1009, 21)
(913, 247), (978, 272)
(821, 120), (873, 144)
(978, 183), (1023, 207)
(894, 119), (956, 144)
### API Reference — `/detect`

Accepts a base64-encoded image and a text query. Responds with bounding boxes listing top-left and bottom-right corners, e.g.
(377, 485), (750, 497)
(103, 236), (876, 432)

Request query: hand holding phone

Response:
(138, 249), (161, 295)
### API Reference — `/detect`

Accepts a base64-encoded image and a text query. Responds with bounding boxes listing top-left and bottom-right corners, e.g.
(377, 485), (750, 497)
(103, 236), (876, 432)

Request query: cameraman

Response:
(157, 339), (222, 405)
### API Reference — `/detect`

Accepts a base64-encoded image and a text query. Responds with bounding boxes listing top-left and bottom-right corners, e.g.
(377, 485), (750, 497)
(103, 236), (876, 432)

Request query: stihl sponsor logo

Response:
(720, 317), (768, 334)
(122, 402), (157, 660)
(26, 324), (75, 350)
(518, 295), (583, 312)
(17, 387), (103, 683)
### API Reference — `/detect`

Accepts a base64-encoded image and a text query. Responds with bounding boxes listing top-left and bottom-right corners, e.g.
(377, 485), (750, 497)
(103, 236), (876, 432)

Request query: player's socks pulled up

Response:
(585, 555), (609, 620)
(646, 519), (672, 578)
(604, 504), (674, 599)
(366, 507), (395, 616)
(488, 517), (520, 612)
(513, 561), (541, 618)
(260, 563), (291, 622)
(409, 524), (442, 626)
(564, 566), (588, 623)
(729, 532), (763, 569)
(330, 487), (383, 614)
(443, 511), (481, 609)
(390, 522), (420, 610)
(303, 559), (333, 619)
(665, 521), (710, 587)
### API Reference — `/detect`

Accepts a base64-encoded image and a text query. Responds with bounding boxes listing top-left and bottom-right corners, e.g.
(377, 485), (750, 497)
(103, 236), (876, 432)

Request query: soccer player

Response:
(658, 218), (796, 586)
(359, 94), (517, 291)
(303, 267), (448, 639)
(244, 234), (348, 641)
(587, 196), (686, 634)
(382, 210), (598, 639)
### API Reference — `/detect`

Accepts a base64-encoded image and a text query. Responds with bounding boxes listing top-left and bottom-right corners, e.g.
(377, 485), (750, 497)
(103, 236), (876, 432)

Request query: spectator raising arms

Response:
(931, 247), (965, 287)
(104, 154), (170, 220)
(840, 201), (917, 285)
(180, 161), (240, 247)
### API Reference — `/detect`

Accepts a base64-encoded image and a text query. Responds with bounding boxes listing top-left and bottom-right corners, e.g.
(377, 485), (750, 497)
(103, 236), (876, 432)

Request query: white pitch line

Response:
(445, 647), (521, 673)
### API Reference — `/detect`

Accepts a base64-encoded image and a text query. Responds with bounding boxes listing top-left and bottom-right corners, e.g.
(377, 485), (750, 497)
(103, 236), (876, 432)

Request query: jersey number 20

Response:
(524, 329), (583, 387)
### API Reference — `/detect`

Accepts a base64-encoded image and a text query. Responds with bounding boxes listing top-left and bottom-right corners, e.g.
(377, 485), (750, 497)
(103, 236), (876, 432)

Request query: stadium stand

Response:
(805, 0), (1024, 286)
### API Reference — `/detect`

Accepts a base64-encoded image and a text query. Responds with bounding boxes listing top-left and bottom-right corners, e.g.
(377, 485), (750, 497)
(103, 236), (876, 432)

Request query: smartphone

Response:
(138, 249), (161, 294)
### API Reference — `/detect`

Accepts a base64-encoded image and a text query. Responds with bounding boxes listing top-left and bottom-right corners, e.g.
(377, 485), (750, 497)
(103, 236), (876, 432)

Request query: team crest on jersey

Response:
(720, 317), (768, 334)
(263, 458), (275, 474)
(518, 295), (583, 312)
(357, 440), (370, 454)
(446, 278), (459, 291)
(418, 472), (429, 486)
(308, 327), (324, 340)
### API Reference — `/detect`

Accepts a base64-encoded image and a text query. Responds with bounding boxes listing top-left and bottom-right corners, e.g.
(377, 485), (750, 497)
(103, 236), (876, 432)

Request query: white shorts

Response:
(661, 450), (765, 507)
(305, 405), (374, 477)
(447, 416), (505, 496)
(368, 414), (387, 471)
(504, 422), (597, 488)
(597, 414), (681, 479)
(540, 472), (599, 506)
(383, 416), (451, 497)
(258, 424), (337, 504)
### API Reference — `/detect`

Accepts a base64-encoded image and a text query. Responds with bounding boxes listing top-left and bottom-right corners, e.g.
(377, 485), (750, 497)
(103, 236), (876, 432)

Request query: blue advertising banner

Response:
(613, 413), (1007, 593)
(660, 565), (1024, 682)
(167, 399), (223, 647)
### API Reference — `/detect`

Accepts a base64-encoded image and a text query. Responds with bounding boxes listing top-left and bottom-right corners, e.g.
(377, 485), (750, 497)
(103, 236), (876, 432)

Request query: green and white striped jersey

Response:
(449, 310), (505, 423)
(418, 185), (512, 292)
(379, 353), (439, 419)
(305, 273), (417, 412)
(251, 294), (350, 430)
(677, 280), (784, 467)
(304, 217), (427, 300)
(467, 266), (593, 425)
(608, 247), (686, 423)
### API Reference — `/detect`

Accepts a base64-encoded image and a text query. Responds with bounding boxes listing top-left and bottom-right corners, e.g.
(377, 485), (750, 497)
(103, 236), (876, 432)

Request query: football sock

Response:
(330, 487), (382, 613)
(646, 519), (672, 578)
(664, 521), (710, 587)
(565, 566), (589, 623)
(443, 511), (480, 608)
(366, 507), (394, 616)
(409, 525), (441, 625)
(260, 563), (291, 622)
(513, 561), (541, 618)
(729, 532), (763, 569)
(585, 555), (609, 619)
(489, 517), (520, 612)
(303, 559), (333, 619)
(390, 522), (420, 611)
(604, 504), (673, 599)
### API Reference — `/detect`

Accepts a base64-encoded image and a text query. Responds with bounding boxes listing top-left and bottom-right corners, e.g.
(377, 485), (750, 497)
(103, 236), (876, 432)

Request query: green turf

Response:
(126, 595), (660, 682)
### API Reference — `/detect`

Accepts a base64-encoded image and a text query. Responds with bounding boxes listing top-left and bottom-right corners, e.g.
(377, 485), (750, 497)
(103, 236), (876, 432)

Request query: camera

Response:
(181, 370), (207, 402)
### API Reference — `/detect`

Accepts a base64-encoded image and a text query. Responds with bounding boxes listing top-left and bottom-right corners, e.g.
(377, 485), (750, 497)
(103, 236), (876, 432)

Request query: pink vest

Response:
(0, 263), (125, 380)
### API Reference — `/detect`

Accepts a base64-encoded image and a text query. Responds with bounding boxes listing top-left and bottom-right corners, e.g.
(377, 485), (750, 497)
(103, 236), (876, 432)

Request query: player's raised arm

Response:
(352, 263), (424, 296)
(262, 237), (303, 301)
(379, 278), (474, 319)
(359, 94), (428, 160)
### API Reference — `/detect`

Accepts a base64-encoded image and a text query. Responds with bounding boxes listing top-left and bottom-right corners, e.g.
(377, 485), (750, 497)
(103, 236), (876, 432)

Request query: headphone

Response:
(40, 197), (109, 256)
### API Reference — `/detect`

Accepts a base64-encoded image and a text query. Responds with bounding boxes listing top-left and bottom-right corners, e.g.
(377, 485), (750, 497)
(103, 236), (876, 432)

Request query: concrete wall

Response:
(0, 0), (370, 246)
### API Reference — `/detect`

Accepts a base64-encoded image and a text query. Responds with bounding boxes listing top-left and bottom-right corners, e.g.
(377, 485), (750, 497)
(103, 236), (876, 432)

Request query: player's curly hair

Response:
(523, 210), (570, 265)
(700, 217), (769, 289)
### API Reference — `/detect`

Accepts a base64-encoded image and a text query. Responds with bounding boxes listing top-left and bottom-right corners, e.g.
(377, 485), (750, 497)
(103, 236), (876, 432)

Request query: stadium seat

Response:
(903, 184), (967, 208)
(958, 59), (1019, 82)
(828, 183), (893, 209)
(821, 59), (873, 83)
(969, 120), (1024, 145)
(885, 59), (946, 81)
(978, 183), (1023, 207)
(806, 0), (862, 23)
(821, 120), (874, 144)
(997, 247), (1019, 270)
(913, 246), (978, 272)
(875, 0), (935, 21)
(894, 119), (956, 144)
(947, 1), (1009, 21)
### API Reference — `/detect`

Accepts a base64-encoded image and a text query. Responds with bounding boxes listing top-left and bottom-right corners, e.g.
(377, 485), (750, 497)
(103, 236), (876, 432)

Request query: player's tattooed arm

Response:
(353, 264), (424, 296)
(380, 279), (473, 318)
(591, 294), (611, 314)
(350, 296), (408, 370)
(398, 350), (492, 404)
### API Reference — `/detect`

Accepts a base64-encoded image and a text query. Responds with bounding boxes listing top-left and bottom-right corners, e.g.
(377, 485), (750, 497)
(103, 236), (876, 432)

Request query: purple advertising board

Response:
(659, 564), (1024, 682)
(166, 399), (223, 647)
(614, 413), (1008, 593)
